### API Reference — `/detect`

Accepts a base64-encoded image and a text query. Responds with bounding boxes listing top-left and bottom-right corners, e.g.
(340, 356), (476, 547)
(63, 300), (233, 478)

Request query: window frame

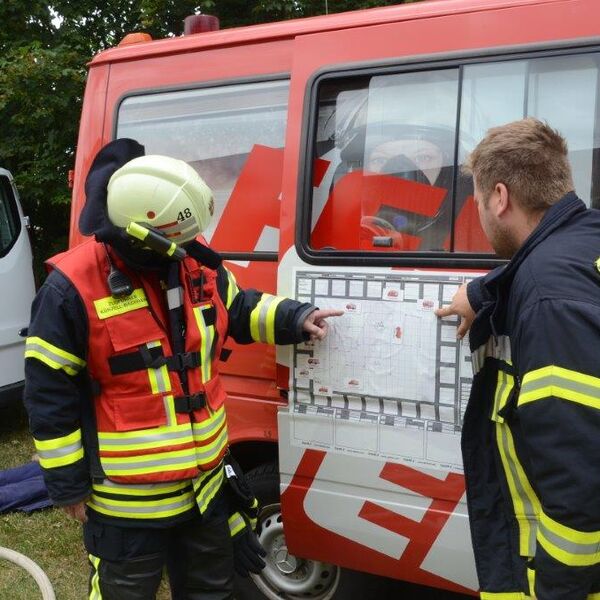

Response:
(296, 41), (600, 270)
(0, 175), (22, 259)
(113, 73), (290, 262)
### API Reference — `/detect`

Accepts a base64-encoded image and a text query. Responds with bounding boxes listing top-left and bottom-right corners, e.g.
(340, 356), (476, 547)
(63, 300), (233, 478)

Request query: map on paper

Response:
(288, 269), (475, 472)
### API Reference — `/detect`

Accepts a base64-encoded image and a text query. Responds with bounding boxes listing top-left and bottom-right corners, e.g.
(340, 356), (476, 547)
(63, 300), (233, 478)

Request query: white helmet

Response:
(107, 155), (214, 244)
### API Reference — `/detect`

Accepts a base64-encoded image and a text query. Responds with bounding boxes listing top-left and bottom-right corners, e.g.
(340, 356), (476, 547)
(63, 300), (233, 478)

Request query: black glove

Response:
(224, 454), (265, 577)
(229, 512), (267, 577)
(224, 453), (259, 522)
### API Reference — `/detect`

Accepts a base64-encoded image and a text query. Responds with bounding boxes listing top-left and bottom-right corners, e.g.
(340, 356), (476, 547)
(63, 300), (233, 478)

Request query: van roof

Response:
(89, 0), (563, 66)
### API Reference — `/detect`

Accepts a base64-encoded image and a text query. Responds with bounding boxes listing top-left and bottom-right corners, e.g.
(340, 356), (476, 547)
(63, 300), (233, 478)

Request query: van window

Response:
(459, 53), (600, 221)
(117, 79), (290, 253)
(0, 176), (20, 257)
(308, 51), (600, 255)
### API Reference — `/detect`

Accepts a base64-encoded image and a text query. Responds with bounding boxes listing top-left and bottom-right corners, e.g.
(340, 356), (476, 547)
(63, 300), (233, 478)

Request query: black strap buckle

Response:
(174, 393), (206, 413)
(139, 345), (167, 369)
(166, 351), (201, 371)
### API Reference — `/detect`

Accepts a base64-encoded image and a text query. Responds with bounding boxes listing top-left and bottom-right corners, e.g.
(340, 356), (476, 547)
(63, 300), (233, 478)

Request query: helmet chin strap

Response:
(184, 239), (222, 270)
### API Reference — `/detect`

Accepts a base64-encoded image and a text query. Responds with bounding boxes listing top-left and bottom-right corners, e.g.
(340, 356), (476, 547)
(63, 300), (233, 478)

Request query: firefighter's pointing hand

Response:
(302, 309), (344, 341)
(434, 283), (475, 339)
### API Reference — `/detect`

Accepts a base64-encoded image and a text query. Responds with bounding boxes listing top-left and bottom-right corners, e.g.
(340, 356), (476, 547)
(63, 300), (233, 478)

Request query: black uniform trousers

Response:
(83, 498), (234, 600)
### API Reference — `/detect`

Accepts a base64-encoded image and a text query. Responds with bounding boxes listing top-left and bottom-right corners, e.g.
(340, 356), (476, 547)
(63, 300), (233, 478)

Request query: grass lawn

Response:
(0, 403), (171, 599)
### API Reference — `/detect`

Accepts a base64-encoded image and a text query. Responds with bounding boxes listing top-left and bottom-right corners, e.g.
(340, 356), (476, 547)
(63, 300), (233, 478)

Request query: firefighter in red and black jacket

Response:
(24, 139), (342, 600)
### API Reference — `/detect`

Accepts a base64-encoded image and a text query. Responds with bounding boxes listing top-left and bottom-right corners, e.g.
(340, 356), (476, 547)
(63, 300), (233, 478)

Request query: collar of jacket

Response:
(478, 192), (585, 339)
(484, 191), (585, 293)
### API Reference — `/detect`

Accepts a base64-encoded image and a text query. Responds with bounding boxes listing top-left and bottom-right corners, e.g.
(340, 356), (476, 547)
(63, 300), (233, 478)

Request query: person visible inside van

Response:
(360, 124), (467, 251)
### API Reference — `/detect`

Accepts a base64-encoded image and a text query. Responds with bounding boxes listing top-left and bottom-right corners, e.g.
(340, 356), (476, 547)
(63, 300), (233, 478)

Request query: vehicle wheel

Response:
(234, 462), (388, 600)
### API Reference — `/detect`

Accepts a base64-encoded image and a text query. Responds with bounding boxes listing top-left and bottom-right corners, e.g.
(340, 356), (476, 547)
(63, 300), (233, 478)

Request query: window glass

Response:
(310, 52), (600, 256)
(310, 69), (472, 253)
(460, 54), (600, 222)
(0, 177), (18, 255)
(117, 80), (290, 252)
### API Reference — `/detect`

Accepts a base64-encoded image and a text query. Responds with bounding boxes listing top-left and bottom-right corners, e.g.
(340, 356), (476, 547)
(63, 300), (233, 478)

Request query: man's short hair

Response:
(462, 118), (574, 212)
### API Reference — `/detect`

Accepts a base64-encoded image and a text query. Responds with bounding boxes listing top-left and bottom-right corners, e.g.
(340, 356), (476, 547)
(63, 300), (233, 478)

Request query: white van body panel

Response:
(0, 168), (36, 402)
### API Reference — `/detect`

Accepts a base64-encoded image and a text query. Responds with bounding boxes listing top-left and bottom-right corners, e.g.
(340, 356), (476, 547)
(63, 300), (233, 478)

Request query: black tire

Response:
(234, 462), (391, 600)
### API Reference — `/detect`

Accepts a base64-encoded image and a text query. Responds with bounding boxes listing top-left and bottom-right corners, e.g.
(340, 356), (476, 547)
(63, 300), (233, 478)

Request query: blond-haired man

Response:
(437, 118), (600, 599)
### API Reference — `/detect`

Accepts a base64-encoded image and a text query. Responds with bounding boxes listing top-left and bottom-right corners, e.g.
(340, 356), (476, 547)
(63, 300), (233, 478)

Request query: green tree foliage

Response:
(0, 0), (419, 275)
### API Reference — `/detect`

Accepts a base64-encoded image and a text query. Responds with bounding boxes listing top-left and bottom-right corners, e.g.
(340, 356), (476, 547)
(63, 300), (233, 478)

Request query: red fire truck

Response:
(70, 0), (600, 596)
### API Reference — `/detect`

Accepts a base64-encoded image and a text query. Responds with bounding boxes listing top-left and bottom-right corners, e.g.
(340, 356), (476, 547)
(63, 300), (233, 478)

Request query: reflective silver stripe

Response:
(164, 395), (177, 427)
(192, 408), (226, 438)
(195, 307), (215, 383)
(25, 338), (86, 375)
(492, 369), (514, 423)
(539, 520), (600, 557)
(146, 341), (171, 394)
(93, 479), (188, 493)
(167, 287), (184, 310)
(89, 496), (193, 515)
(498, 423), (537, 556)
(102, 453), (197, 471)
(195, 428), (228, 463)
(226, 270), (239, 309)
(257, 295), (278, 342)
(228, 512), (246, 537)
(37, 441), (82, 461)
(152, 363), (169, 393)
(194, 467), (225, 513)
(98, 429), (193, 447)
(471, 335), (511, 374)
(521, 374), (600, 401)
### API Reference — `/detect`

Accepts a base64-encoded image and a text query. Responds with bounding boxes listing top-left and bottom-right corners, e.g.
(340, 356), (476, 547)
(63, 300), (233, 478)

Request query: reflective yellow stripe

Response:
(98, 423), (192, 441)
(495, 421), (540, 557)
(519, 365), (600, 409)
(163, 394), (178, 428)
(228, 511), (246, 537)
(265, 295), (284, 345)
(193, 465), (224, 514)
(146, 341), (171, 395)
(98, 424), (194, 452)
(34, 429), (84, 469)
(93, 288), (148, 320)
(526, 566), (535, 598)
(193, 306), (214, 383)
(588, 593), (600, 599)
(537, 510), (600, 567)
(191, 405), (226, 441)
(226, 269), (239, 309)
(492, 369), (513, 423)
(88, 554), (102, 600)
(25, 336), (86, 375)
(480, 593), (528, 599)
(101, 447), (198, 477)
(195, 426), (228, 467)
(98, 412), (225, 453)
(92, 479), (189, 497)
(250, 294), (285, 344)
(38, 447), (84, 469)
(88, 489), (195, 519)
(250, 295), (267, 342)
